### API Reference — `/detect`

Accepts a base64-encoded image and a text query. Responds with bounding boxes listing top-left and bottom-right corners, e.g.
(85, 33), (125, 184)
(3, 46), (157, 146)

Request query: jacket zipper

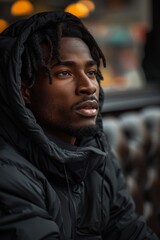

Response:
(69, 191), (77, 240)
(64, 164), (77, 240)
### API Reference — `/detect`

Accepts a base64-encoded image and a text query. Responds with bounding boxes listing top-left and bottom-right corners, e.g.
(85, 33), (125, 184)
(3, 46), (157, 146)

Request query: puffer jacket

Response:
(0, 11), (159, 240)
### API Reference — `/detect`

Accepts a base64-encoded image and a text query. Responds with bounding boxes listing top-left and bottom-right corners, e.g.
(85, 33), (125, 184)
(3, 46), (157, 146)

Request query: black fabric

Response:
(0, 11), (159, 240)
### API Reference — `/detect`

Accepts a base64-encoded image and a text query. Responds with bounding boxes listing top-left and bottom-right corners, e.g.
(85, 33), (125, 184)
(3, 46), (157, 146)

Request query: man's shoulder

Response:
(0, 143), (49, 206)
(0, 143), (46, 188)
(0, 143), (39, 172)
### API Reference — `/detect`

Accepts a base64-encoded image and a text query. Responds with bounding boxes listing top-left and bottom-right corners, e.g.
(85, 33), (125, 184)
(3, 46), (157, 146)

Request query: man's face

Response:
(24, 37), (99, 144)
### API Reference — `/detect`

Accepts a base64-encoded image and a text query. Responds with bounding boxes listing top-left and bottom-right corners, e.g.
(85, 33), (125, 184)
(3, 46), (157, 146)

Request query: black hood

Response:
(0, 11), (106, 184)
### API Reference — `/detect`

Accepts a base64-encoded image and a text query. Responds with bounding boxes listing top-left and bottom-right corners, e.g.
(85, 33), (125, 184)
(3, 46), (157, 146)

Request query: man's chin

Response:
(67, 125), (99, 139)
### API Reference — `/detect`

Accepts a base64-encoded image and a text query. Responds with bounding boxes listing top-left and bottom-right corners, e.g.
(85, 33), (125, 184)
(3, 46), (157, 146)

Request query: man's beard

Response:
(65, 124), (100, 139)
(37, 115), (99, 143)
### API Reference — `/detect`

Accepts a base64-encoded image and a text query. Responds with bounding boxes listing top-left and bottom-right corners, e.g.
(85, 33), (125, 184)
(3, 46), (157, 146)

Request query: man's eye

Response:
(57, 71), (71, 77)
(87, 70), (97, 78)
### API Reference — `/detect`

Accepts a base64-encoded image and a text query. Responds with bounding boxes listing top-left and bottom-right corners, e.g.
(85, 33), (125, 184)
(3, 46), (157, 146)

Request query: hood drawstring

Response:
(101, 156), (107, 227)
(64, 164), (77, 240)
(97, 131), (109, 232)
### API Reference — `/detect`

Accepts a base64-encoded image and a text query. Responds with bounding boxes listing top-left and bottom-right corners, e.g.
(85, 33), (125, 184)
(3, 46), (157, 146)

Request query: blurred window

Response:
(84, 0), (153, 91)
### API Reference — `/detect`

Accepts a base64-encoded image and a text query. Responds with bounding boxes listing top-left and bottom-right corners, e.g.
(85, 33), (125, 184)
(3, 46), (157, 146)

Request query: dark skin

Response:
(21, 37), (100, 145)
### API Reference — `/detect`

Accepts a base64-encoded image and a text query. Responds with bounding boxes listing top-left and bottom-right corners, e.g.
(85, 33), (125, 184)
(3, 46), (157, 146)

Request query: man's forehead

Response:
(52, 59), (97, 67)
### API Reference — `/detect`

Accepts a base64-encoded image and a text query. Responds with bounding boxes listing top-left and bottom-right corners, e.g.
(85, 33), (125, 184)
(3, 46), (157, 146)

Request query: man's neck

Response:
(44, 129), (76, 145)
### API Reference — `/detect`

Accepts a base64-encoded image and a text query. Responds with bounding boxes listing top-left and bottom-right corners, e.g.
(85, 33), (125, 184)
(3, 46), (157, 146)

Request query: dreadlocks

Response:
(21, 17), (106, 87)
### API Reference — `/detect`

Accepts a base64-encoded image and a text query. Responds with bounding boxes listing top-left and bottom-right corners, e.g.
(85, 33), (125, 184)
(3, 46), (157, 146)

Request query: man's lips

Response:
(73, 100), (99, 117)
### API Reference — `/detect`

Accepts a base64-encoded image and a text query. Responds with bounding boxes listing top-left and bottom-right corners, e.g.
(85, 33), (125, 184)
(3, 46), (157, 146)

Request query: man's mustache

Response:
(72, 96), (99, 110)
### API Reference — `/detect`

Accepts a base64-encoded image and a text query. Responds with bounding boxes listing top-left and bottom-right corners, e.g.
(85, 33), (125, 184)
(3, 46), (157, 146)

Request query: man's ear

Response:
(21, 84), (31, 105)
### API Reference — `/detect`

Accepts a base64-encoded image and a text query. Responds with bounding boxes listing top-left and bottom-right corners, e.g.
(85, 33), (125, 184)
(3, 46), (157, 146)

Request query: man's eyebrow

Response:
(86, 60), (97, 67)
(52, 60), (97, 68)
(52, 61), (74, 67)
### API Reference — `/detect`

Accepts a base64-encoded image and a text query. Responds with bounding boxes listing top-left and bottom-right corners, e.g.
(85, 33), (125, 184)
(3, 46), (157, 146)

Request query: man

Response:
(0, 11), (158, 240)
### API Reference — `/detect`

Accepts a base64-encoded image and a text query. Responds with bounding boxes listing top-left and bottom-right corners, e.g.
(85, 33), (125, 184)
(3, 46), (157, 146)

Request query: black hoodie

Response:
(0, 11), (159, 240)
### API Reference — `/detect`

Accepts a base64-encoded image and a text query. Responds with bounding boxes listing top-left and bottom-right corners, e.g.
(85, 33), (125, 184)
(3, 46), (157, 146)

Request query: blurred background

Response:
(0, 0), (160, 237)
(0, 0), (160, 93)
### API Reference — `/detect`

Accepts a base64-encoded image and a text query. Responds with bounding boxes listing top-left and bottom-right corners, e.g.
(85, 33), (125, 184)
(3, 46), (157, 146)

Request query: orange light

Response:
(65, 2), (89, 18)
(0, 19), (9, 33)
(11, 0), (34, 16)
(79, 0), (95, 12)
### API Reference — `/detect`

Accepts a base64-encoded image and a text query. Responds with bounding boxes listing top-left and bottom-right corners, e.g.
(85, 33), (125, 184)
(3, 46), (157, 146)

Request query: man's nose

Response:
(75, 74), (97, 95)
